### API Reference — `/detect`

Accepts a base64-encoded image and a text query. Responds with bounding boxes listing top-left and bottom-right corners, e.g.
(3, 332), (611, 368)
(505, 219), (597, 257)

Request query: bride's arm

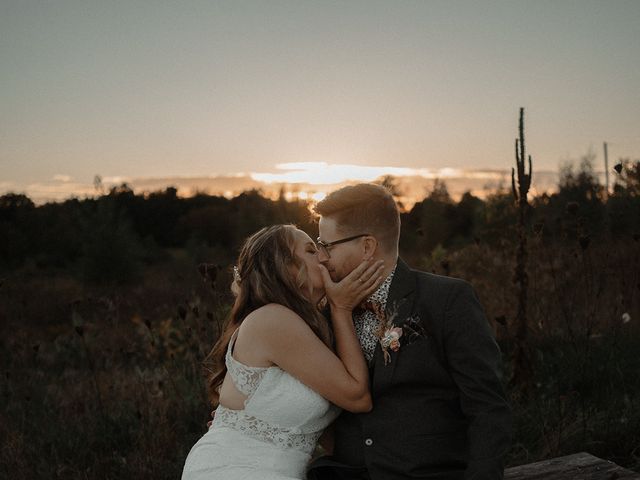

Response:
(239, 260), (383, 413)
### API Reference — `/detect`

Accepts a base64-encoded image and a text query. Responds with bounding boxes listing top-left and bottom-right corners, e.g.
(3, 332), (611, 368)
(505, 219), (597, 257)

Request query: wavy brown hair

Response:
(205, 224), (332, 406)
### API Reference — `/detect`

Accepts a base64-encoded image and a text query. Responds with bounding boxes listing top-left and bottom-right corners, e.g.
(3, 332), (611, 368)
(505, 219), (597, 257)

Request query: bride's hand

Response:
(319, 259), (385, 313)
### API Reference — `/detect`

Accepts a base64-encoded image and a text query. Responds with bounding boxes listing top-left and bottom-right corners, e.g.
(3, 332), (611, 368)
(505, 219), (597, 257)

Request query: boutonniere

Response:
(403, 315), (427, 342)
(380, 325), (403, 365)
(375, 305), (426, 365)
(372, 303), (403, 365)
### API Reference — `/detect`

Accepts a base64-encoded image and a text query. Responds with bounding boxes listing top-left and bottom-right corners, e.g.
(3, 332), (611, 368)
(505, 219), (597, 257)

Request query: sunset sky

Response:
(1, 1), (639, 203)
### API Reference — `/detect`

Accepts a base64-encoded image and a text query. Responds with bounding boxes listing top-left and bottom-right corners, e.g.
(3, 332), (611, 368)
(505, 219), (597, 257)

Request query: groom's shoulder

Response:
(408, 265), (471, 292)
(405, 268), (478, 319)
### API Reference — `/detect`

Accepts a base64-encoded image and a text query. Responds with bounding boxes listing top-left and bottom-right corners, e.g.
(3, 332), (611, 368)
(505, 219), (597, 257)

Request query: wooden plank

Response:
(505, 452), (640, 480)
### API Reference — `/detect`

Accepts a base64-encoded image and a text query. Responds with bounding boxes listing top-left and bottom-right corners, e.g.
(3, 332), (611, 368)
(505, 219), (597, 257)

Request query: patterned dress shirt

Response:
(353, 263), (397, 363)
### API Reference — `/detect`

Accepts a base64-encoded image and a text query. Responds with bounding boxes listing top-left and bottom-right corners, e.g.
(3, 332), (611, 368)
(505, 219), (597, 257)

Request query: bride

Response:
(182, 224), (384, 480)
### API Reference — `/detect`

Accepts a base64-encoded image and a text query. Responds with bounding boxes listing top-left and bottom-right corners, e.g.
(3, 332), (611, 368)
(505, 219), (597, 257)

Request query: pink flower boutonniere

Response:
(380, 325), (403, 365)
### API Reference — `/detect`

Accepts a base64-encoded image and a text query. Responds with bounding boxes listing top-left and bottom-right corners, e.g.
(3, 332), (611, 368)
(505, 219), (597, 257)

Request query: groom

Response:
(308, 183), (512, 480)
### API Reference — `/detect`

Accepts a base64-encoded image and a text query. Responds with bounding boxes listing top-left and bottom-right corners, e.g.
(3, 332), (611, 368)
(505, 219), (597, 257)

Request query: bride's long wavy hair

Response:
(205, 224), (332, 406)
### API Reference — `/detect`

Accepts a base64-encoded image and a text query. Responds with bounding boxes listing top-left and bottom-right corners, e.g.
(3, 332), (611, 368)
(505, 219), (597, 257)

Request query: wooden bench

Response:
(505, 452), (640, 479)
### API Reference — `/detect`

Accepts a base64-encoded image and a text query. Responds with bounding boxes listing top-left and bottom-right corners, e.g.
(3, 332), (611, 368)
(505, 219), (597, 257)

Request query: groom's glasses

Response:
(316, 233), (370, 258)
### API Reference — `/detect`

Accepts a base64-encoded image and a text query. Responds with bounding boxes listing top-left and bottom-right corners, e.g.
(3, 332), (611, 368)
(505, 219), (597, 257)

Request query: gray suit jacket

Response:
(308, 259), (512, 480)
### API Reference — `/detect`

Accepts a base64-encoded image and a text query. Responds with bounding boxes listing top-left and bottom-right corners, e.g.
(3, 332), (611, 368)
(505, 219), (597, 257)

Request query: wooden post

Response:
(505, 452), (640, 479)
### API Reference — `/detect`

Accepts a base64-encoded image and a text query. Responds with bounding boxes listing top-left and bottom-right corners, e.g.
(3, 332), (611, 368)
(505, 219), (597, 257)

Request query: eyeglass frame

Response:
(315, 233), (371, 258)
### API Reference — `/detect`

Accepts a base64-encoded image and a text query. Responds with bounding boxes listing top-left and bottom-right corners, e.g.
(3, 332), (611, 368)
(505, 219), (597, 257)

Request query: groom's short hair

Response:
(315, 183), (400, 253)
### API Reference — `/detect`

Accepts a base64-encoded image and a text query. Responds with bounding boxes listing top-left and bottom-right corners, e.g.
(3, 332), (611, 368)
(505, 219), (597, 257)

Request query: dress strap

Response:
(225, 327), (269, 398)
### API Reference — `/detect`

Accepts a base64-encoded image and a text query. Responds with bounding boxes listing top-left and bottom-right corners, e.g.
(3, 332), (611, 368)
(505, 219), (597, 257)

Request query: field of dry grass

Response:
(1, 233), (639, 479)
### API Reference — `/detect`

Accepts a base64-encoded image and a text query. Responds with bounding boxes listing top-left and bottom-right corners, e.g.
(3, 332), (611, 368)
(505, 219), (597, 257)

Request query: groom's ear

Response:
(362, 236), (378, 259)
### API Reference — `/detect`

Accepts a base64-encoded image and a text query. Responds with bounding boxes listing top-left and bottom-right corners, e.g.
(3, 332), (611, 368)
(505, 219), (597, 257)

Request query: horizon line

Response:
(1, 162), (619, 207)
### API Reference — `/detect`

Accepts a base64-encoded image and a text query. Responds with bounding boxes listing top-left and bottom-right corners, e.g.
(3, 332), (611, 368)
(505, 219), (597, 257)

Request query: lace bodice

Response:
(214, 328), (340, 454)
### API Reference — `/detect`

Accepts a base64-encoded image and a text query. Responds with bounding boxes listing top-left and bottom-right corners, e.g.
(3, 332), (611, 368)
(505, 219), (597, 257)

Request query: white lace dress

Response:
(182, 329), (341, 480)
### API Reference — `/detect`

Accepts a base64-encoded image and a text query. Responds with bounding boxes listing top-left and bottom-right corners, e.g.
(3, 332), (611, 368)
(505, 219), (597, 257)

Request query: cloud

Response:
(251, 162), (462, 185)
(24, 181), (95, 199)
(1, 164), (566, 206)
(53, 174), (73, 182)
(102, 176), (132, 184)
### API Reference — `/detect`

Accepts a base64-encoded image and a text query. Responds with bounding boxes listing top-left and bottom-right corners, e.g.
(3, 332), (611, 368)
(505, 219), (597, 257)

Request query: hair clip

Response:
(233, 265), (242, 284)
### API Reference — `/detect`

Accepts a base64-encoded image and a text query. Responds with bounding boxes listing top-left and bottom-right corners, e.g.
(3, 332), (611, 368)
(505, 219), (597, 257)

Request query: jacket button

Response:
(364, 438), (373, 446)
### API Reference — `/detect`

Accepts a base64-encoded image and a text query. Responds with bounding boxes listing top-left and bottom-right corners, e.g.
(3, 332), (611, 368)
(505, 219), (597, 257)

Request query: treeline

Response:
(402, 158), (639, 253)
(1, 158), (638, 282)
(0, 186), (318, 282)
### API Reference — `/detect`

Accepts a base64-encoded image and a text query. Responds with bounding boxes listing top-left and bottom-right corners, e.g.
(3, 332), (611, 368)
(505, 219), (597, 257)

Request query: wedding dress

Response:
(182, 328), (340, 480)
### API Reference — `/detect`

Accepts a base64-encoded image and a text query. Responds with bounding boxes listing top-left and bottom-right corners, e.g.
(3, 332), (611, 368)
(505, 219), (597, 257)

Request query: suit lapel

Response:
(372, 258), (416, 384)
(385, 258), (416, 328)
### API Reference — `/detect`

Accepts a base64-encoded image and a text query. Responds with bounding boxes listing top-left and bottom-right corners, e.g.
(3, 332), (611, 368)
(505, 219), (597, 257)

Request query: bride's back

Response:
(218, 305), (278, 410)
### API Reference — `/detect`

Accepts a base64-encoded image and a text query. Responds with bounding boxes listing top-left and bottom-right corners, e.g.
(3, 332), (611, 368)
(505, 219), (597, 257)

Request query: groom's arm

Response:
(443, 281), (512, 480)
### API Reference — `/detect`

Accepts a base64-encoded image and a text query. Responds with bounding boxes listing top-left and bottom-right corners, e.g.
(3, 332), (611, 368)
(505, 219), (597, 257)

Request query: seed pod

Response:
(579, 235), (590, 250)
(566, 202), (579, 215)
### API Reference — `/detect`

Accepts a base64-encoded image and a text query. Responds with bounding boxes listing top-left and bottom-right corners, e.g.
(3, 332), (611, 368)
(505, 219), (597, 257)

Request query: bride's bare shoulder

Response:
(241, 304), (310, 336)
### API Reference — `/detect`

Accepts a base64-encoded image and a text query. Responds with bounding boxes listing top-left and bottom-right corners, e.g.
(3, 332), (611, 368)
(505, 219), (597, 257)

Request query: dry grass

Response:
(1, 237), (639, 478)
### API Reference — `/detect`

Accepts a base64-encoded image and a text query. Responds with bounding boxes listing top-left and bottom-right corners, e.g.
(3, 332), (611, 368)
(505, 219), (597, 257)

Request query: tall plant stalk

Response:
(510, 107), (533, 394)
